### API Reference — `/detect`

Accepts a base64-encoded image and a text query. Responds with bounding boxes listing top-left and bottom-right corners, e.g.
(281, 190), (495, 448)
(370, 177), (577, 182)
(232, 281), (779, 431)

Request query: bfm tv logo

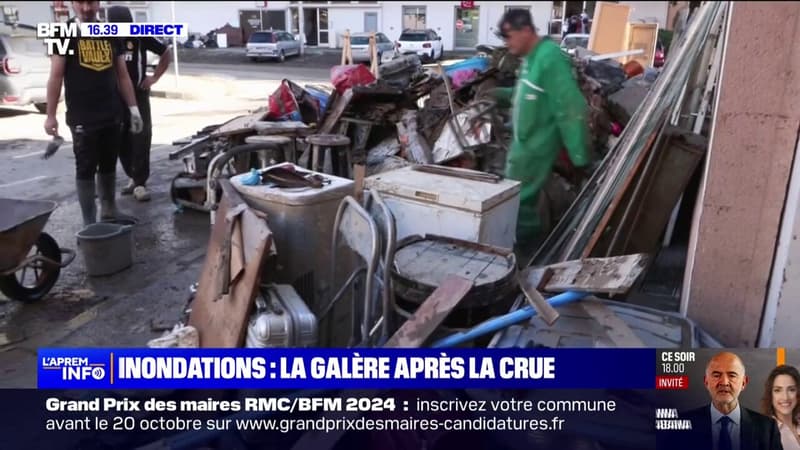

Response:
(42, 357), (107, 381)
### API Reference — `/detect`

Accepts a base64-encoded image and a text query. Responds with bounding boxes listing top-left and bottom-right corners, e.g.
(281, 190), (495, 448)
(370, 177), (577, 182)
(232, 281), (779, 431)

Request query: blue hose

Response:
(431, 291), (588, 348)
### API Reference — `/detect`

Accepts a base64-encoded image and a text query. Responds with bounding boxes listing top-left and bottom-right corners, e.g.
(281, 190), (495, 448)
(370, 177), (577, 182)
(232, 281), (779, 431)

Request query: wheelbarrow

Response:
(0, 198), (75, 302)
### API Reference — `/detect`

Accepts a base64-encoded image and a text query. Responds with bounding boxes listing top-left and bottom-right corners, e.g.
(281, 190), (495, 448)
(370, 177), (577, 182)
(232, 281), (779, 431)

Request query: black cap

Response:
(107, 5), (133, 23)
(496, 8), (535, 38)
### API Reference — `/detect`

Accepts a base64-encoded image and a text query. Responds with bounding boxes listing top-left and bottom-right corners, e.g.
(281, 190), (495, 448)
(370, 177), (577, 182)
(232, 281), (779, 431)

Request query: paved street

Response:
(0, 89), (274, 387)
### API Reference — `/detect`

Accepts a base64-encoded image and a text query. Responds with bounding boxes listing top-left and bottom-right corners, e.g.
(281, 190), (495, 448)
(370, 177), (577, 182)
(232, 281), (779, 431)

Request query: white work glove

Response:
(129, 106), (144, 134)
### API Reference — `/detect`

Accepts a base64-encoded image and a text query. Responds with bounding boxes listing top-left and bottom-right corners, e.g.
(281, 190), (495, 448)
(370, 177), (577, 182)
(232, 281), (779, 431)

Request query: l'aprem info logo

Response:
(41, 356), (107, 381)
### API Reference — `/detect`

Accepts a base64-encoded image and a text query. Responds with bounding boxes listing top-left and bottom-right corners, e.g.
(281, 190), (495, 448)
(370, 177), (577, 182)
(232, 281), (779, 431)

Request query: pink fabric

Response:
(450, 69), (479, 90)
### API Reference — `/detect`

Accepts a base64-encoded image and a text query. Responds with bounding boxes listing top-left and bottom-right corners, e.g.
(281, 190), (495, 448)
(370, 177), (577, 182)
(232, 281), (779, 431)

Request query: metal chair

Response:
(320, 196), (380, 347)
(362, 189), (397, 346)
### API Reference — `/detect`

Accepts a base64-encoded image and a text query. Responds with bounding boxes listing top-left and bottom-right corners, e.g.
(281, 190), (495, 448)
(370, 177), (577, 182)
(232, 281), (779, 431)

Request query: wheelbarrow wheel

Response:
(0, 232), (62, 303)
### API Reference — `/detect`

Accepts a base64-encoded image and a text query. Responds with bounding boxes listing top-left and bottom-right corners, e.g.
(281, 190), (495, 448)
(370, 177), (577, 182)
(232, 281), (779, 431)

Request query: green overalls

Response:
(495, 38), (590, 247)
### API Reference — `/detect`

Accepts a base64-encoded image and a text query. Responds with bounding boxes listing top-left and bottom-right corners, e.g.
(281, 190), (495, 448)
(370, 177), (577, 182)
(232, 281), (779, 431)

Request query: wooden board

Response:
(589, 2), (631, 56)
(319, 88), (354, 135)
(230, 220), (244, 286)
(581, 299), (645, 347)
(524, 254), (649, 295)
(626, 23), (659, 68)
(384, 275), (474, 348)
(252, 121), (310, 135)
(168, 135), (211, 161)
(210, 110), (268, 137)
(188, 181), (272, 348)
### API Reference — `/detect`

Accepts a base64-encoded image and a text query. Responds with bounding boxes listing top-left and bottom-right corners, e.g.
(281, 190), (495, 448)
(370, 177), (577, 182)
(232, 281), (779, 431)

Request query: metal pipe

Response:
(431, 291), (587, 348)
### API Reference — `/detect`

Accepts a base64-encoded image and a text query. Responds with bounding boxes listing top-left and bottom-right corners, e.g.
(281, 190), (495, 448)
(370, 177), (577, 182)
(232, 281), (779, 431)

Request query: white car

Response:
(350, 32), (395, 63)
(395, 29), (444, 62)
(560, 33), (590, 55)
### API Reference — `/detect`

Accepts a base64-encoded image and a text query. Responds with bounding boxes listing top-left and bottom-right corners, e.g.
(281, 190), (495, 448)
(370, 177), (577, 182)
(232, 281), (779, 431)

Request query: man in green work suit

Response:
(494, 9), (591, 262)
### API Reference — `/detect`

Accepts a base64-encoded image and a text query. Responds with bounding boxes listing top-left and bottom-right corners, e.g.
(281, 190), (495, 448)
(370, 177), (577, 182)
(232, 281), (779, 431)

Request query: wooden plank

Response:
(210, 110), (268, 137)
(626, 23), (659, 68)
(230, 220), (244, 286)
(621, 129), (707, 255)
(189, 209), (271, 348)
(526, 254), (649, 295)
(545, 254), (649, 295)
(168, 135), (211, 161)
(320, 89), (354, 135)
(518, 268), (560, 326)
(588, 2), (632, 57)
(189, 181), (273, 348)
(581, 299), (645, 347)
(353, 164), (366, 202)
(384, 275), (474, 348)
(252, 121), (310, 135)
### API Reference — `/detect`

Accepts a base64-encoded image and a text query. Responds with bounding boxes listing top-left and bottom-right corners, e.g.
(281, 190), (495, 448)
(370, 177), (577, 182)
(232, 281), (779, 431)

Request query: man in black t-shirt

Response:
(108, 5), (172, 202)
(44, 0), (143, 226)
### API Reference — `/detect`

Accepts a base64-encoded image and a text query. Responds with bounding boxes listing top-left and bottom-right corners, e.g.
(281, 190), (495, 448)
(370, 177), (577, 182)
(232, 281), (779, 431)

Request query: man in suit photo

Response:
(664, 351), (784, 450)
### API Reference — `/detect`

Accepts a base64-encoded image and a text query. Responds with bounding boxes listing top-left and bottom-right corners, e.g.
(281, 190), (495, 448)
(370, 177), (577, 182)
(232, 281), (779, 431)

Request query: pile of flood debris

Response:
(155, 2), (728, 353)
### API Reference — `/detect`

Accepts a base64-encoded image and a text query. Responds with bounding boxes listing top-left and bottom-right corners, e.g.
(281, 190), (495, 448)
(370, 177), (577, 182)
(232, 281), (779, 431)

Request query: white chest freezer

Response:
(364, 167), (521, 248)
(230, 163), (354, 313)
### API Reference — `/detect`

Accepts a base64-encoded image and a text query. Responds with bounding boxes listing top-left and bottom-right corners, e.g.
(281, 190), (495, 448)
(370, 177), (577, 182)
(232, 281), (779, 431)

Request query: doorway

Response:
(303, 7), (329, 46)
(364, 12), (378, 33)
(454, 5), (480, 49)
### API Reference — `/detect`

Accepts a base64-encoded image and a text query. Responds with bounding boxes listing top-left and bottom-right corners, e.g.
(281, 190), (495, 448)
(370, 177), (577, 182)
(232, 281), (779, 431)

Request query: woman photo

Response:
(762, 364), (800, 450)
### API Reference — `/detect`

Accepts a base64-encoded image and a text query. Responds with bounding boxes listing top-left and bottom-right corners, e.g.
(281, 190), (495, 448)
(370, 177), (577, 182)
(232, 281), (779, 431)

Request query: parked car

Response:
(0, 32), (51, 113)
(560, 33), (590, 55)
(246, 30), (301, 63)
(350, 32), (395, 63)
(396, 29), (444, 62)
(654, 40), (665, 68)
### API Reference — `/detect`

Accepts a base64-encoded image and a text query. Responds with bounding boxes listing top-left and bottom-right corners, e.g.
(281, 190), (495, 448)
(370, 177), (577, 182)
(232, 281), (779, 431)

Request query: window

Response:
(249, 32), (275, 43)
(399, 32), (427, 42)
(402, 6), (426, 30)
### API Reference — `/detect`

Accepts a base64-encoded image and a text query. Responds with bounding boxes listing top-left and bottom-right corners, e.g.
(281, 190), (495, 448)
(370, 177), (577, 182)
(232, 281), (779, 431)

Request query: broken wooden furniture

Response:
(188, 180), (273, 348)
(167, 110), (287, 214)
(320, 196), (381, 347)
(391, 235), (518, 338)
(305, 133), (352, 176)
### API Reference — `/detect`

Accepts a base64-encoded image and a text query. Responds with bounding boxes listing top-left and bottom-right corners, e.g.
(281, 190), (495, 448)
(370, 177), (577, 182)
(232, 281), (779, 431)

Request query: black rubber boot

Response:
(75, 179), (97, 226)
(96, 172), (137, 223)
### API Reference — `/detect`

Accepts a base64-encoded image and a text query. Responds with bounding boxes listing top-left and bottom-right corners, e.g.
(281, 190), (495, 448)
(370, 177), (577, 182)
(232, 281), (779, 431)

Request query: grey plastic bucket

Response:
(76, 222), (134, 276)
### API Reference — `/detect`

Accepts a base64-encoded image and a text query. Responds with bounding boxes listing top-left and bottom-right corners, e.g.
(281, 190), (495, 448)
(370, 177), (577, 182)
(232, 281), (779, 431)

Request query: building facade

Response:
(7, 1), (670, 50)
